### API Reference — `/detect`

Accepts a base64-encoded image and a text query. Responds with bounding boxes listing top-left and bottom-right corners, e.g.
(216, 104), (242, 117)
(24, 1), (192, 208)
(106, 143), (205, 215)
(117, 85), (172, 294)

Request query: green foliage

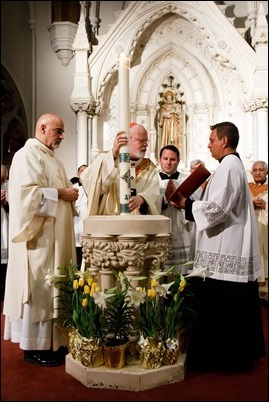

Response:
(52, 263), (203, 344)
(54, 263), (103, 339)
(139, 295), (163, 338)
(72, 288), (103, 339)
(138, 268), (202, 341)
(101, 272), (136, 342)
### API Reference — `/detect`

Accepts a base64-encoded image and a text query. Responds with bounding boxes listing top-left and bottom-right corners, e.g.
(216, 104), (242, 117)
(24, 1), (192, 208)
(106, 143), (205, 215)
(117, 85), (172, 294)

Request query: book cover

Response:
(169, 163), (211, 202)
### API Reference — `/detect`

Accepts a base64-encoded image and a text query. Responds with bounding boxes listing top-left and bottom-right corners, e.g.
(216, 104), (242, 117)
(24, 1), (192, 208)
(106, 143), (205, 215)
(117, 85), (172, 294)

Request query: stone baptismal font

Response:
(65, 54), (187, 391)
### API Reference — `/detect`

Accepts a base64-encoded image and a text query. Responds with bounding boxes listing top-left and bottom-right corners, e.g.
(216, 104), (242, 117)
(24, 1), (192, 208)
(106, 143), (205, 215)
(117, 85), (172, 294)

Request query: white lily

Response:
(93, 290), (115, 309)
(45, 273), (66, 286)
(151, 266), (175, 280)
(127, 288), (146, 307)
(155, 281), (175, 298)
(185, 267), (207, 279)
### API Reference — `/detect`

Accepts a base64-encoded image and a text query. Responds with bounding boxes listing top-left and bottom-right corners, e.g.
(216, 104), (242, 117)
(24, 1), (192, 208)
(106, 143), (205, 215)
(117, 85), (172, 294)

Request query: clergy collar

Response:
(159, 171), (179, 180)
(219, 152), (240, 163)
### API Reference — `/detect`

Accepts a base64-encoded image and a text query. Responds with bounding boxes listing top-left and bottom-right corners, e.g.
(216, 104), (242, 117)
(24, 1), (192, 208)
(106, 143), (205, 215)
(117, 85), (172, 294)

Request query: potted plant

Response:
(101, 271), (137, 369)
(136, 266), (206, 367)
(49, 263), (113, 367)
(137, 268), (174, 369)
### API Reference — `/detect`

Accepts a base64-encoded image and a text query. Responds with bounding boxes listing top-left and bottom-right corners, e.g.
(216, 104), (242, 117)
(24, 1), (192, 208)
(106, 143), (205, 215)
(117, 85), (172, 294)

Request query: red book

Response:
(168, 164), (211, 202)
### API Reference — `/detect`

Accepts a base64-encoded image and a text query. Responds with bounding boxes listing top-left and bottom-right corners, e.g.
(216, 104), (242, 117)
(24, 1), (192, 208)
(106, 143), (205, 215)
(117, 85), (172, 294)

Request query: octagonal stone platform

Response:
(65, 353), (187, 391)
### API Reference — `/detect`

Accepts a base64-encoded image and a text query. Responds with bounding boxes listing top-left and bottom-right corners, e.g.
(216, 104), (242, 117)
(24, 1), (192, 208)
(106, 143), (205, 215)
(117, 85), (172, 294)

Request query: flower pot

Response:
(80, 337), (104, 368)
(163, 338), (180, 365)
(140, 337), (164, 369)
(103, 340), (129, 369)
(68, 328), (82, 361)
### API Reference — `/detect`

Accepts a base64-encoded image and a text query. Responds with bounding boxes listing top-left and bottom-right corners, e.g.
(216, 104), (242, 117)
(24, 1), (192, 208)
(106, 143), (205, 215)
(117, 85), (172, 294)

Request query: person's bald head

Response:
(35, 113), (65, 150)
(129, 123), (149, 160)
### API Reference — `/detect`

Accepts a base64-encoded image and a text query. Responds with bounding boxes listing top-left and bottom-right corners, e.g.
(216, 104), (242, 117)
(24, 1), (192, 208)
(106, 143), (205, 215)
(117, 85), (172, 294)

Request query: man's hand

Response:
(1, 189), (7, 205)
(128, 195), (145, 212)
(58, 187), (79, 202)
(170, 192), (187, 209)
(112, 131), (129, 158)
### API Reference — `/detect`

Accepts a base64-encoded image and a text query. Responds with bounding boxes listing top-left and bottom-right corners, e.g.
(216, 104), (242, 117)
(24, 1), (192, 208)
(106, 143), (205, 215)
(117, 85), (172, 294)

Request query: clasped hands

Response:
(58, 187), (79, 202)
(253, 197), (266, 210)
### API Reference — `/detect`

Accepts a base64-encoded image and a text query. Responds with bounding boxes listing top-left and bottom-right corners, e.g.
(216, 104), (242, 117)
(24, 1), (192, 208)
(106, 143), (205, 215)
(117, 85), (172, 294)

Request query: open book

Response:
(168, 164), (211, 203)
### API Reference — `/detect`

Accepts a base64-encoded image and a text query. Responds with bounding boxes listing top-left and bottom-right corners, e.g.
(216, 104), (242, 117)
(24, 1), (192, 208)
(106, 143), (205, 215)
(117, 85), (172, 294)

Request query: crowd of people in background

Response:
(1, 117), (267, 374)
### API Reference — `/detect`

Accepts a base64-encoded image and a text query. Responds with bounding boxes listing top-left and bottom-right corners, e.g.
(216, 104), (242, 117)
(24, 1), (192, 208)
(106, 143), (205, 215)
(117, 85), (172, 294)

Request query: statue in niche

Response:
(158, 89), (183, 151)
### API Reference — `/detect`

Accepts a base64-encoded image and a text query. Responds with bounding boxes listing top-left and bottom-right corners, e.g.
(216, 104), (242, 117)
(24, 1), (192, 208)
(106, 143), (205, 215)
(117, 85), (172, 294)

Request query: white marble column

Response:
(257, 107), (268, 161)
(90, 115), (100, 161)
(76, 111), (88, 167)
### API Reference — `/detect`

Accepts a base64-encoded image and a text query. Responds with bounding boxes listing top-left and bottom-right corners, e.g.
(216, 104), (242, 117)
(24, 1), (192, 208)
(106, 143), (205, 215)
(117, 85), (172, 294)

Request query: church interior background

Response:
(1, 1), (268, 179)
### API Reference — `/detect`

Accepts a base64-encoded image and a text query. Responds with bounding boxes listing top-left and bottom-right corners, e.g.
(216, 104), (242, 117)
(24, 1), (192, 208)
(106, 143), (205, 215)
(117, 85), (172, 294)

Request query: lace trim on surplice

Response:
(194, 250), (261, 281)
(201, 201), (227, 226)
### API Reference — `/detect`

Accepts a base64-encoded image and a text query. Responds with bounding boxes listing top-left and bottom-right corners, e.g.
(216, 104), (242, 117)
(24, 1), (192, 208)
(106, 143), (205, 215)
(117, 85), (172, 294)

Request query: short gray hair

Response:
(190, 159), (205, 168)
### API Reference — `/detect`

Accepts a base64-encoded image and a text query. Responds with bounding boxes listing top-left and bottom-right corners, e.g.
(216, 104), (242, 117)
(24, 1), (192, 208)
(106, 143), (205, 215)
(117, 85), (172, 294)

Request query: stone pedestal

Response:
(65, 353), (186, 391)
(66, 214), (180, 390)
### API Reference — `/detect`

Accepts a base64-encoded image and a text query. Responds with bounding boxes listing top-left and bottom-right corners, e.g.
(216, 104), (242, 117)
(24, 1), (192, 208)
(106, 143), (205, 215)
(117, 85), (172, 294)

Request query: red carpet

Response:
(1, 303), (268, 401)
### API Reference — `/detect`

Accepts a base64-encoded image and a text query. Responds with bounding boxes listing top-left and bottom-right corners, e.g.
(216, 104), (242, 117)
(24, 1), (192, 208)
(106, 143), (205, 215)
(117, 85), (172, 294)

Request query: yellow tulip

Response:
(73, 279), (79, 289)
(78, 278), (84, 287)
(151, 289), (156, 298)
(147, 288), (156, 298)
(179, 280), (186, 292)
(87, 277), (94, 286)
(84, 285), (90, 294)
(90, 282), (97, 297)
(151, 278), (157, 287)
(82, 298), (88, 307)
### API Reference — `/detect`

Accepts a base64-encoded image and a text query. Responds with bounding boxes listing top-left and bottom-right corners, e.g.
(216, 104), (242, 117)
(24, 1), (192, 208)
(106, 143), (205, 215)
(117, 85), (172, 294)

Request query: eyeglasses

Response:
(53, 128), (65, 135)
(131, 137), (149, 145)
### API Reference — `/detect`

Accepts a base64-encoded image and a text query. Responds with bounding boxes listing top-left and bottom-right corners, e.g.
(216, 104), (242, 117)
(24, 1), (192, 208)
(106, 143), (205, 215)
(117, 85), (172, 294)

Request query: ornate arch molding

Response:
(94, 2), (250, 111)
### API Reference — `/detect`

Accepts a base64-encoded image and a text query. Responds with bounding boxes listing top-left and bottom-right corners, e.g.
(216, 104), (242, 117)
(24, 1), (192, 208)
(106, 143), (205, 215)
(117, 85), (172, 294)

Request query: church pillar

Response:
(76, 110), (88, 167)
(90, 115), (100, 162)
(256, 106), (268, 162)
(244, 111), (255, 170)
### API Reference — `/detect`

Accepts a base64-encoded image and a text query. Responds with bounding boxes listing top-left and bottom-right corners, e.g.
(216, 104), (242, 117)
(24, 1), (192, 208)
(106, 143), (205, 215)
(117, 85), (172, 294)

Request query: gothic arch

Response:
(1, 65), (28, 167)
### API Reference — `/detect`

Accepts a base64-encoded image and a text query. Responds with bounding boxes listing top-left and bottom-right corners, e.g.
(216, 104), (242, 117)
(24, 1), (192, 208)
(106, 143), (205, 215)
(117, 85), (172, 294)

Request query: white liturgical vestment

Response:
(192, 154), (262, 283)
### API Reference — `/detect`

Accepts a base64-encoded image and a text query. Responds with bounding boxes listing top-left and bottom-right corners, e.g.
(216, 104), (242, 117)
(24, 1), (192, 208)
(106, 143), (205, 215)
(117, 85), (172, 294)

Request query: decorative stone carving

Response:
(47, 22), (78, 66)
(81, 215), (171, 289)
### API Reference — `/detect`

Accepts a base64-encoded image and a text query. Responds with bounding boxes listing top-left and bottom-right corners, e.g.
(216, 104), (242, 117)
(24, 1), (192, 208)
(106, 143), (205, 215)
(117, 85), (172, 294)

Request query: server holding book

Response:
(175, 121), (265, 373)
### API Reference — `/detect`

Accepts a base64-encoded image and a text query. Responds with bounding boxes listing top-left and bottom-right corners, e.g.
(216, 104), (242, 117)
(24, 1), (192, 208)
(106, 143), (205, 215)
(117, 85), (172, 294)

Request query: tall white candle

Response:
(118, 53), (131, 214)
